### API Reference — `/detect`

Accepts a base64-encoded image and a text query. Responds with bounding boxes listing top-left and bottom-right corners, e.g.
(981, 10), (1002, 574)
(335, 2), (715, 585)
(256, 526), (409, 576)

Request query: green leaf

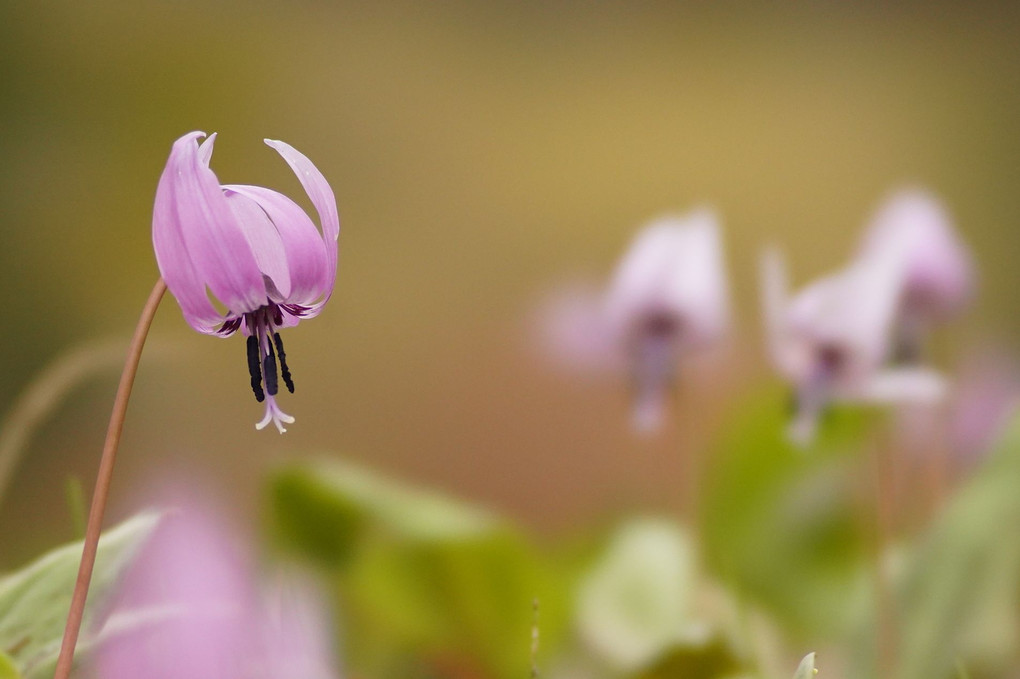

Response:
(269, 459), (569, 679)
(270, 459), (497, 568)
(891, 416), (1020, 679)
(0, 512), (160, 678)
(576, 518), (697, 671)
(577, 518), (747, 678)
(701, 385), (875, 636)
(793, 652), (817, 679)
(633, 634), (744, 679)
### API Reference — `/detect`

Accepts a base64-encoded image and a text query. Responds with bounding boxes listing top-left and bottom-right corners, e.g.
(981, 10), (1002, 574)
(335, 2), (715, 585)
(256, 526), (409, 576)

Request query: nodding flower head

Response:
(605, 211), (730, 432)
(858, 189), (974, 358)
(152, 132), (339, 433)
(538, 210), (730, 434)
(762, 246), (947, 447)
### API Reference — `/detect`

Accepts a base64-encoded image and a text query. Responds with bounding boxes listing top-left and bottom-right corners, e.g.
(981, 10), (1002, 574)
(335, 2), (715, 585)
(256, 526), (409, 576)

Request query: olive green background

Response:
(2, 1), (1018, 566)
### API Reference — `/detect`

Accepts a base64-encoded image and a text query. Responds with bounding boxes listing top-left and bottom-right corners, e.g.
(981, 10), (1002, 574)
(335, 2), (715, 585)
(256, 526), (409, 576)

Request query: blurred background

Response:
(3, 0), (1020, 560)
(2, 5), (1020, 673)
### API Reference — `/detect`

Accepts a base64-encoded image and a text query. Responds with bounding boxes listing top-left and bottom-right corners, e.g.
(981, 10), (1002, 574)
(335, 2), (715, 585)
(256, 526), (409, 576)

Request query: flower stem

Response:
(52, 278), (166, 679)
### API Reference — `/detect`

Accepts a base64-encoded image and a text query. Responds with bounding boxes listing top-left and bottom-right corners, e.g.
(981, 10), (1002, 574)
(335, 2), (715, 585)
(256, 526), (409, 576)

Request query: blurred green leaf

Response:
(0, 512), (159, 678)
(702, 385), (875, 637)
(633, 634), (743, 679)
(576, 518), (746, 679)
(892, 417), (1020, 679)
(792, 652), (817, 679)
(270, 459), (497, 567)
(576, 518), (697, 670)
(269, 459), (569, 679)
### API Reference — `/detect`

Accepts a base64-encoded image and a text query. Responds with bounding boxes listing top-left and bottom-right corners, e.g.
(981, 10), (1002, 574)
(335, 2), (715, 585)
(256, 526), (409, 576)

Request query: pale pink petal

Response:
(659, 210), (730, 348)
(264, 139), (340, 317)
(152, 131), (226, 334)
(760, 247), (797, 377)
(604, 211), (729, 351)
(846, 367), (948, 404)
(171, 133), (268, 315)
(950, 350), (1020, 460)
(197, 133), (217, 167)
(860, 189), (974, 321)
(260, 574), (340, 679)
(786, 255), (901, 381)
(223, 190), (292, 300)
(225, 184), (328, 305)
(534, 280), (623, 374)
(97, 498), (261, 679)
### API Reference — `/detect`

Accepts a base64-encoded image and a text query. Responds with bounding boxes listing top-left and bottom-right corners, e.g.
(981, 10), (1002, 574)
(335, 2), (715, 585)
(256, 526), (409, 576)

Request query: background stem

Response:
(52, 278), (166, 679)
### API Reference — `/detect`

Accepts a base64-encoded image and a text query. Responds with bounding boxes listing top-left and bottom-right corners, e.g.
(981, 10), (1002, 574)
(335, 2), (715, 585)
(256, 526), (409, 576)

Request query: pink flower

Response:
(761, 247), (947, 446)
(948, 349), (1020, 463)
(858, 189), (974, 358)
(152, 131), (340, 433)
(96, 492), (339, 679)
(761, 189), (973, 446)
(538, 210), (730, 433)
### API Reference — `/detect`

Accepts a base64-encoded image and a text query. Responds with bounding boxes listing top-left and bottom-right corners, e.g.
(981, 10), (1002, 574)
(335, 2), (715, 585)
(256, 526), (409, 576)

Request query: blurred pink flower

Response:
(152, 131), (340, 433)
(96, 492), (339, 679)
(949, 349), (1020, 463)
(858, 189), (974, 358)
(761, 246), (947, 446)
(761, 188), (973, 446)
(538, 210), (730, 433)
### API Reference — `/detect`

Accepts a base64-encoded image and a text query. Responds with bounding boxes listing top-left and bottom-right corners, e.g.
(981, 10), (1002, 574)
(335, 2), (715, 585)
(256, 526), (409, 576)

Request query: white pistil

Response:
(256, 395), (295, 434)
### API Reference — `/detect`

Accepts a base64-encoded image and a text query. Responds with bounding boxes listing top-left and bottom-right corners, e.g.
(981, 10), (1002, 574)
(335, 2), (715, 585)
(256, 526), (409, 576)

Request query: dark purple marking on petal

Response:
(219, 317), (243, 336)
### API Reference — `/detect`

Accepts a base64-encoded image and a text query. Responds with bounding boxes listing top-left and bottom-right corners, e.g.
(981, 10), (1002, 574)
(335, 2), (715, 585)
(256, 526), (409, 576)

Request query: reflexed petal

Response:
(950, 350), (1020, 460)
(787, 256), (900, 376)
(534, 280), (623, 374)
(849, 367), (949, 404)
(760, 247), (795, 376)
(660, 210), (729, 346)
(152, 131), (226, 334)
(224, 190), (292, 300)
(170, 133), (267, 314)
(225, 184), (328, 305)
(860, 189), (974, 319)
(604, 211), (729, 349)
(197, 133), (216, 167)
(264, 139), (339, 317)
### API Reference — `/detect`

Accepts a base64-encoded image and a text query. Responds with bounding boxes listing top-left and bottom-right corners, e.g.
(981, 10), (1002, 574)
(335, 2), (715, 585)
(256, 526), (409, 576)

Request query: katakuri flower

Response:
(538, 210), (730, 433)
(153, 131), (339, 433)
(857, 189), (974, 360)
(96, 488), (340, 679)
(762, 239), (950, 446)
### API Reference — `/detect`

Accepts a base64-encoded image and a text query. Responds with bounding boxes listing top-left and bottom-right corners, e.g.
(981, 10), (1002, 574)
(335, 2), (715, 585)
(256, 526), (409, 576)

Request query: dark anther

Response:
(263, 335), (280, 397)
(273, 332), (295, 393)
(246, 335), (265, 402)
